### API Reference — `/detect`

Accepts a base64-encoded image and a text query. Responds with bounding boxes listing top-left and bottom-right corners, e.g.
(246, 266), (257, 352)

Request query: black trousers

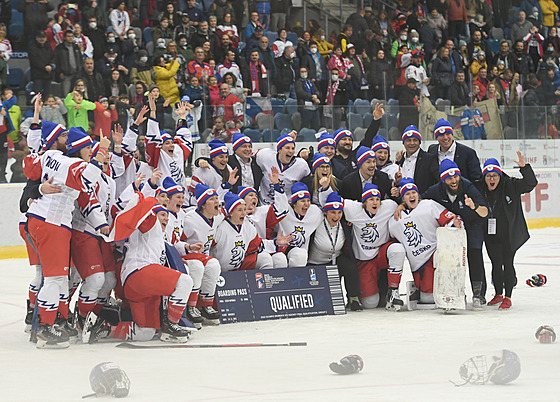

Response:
(467, 248), (485, 292)
(310, 252), (361, 299)
(485, 240), (517, 298)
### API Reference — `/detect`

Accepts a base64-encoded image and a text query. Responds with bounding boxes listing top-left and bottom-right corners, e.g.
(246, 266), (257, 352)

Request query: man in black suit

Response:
(339, 146), (392, 202)
(395, 125), (439, 194)
(228, 133), (263, 194)
(428, 118), (482, 182)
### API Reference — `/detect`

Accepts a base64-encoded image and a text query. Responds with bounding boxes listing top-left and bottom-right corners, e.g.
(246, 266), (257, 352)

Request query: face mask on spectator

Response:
(107, 56), (116, 62)
(411, 36), (419, 43)
(290, 52), (296, 59)
(129, 33), (136, 40)
(332, 74), (339, 81)
(400, 35), (407, 41)
(548, 47), (554, 52)
(158, 42), (166, 48)
(551, 32), (557, 37)
(180, 41), (187, 47)
(301, 72), (308, 79)
(89, 22), (97, 29)
(108, 37), (115, 43)
(140, 56), (148, 63)
(321, 35), (325, 41)
(310, 47), (317, 54)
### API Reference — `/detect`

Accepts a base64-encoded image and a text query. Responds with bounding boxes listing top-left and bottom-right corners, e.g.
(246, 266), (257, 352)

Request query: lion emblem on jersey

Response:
(203, 234), (214, 253)
(230, 240), (245, 269)
(360, 222), (379, 243)
(290, 226), (306, 248)
(404, 221), (422, 247)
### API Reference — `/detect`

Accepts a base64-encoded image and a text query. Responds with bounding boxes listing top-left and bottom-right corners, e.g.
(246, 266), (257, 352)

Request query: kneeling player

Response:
(211, 192), (292, 271)
(389, 178), (462, 304)
(84, 200), (193, 343)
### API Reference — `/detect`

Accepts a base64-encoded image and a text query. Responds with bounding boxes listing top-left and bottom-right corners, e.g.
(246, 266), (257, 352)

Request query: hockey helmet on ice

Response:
(89, 362), (130, 398)
(487, 350), (521, 385)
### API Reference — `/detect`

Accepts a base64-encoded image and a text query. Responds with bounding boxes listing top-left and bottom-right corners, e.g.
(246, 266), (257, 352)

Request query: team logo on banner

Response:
(255, 272), (264, 289)
(404, 221), (422, 247)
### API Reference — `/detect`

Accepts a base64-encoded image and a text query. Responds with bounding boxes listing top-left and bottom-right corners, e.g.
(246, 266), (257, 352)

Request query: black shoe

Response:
(346, 299), (363, 311)
(24, 300), (34, 333)
(36, 323), (70, 349)
(386, 287), (404, 311)
(82, 312), (111, 344)
(161, 315), (190, 343)
(200, 306), (220, 320)
(479, 295), (487, 305)
(55, 314), (78, 344)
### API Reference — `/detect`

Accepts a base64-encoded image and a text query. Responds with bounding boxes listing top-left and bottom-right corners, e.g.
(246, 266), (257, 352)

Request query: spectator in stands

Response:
(174, 13), (193, 43)
(84, 16), (106, 60)
(444, 39), (466, 74)
(336, 24), (353, 53)
(275, 45), (298, 98)
(346, 44), (370, 99)
(295, 66), (321, 131)
(538, 66), (560, 105)
(391, 27), (410, 58)
(121, 28), (141, 71)
(257, 36), (277, 82)
(447, 0), (468, 39)
(245, 11), (264, 41)
(64, 89), (95, 131)
(492, 41), (517, 72)
(55, 30), (83, 95)
(159, 2), (181, 28)
(214, 82), (243, 130)
(431, 47), (454, 100)
(272, 28), (293, 58)
(176, 34), (195, 63)
(187, 47), (213, 81)
(543, 26), (560, 54)
(418, 20), (439, 64)
(130, 50), (154, 86)
(245, 49), (269, 97)
(324, 68), (349, 128)
(184, 75), (204, 101)
(82, 0), (107, 32)
(152, 17), (174, 45)
(153, 55), (181, 106)
(512, 11), (534, 44)
(132, 81), (147, 104)
(216, 13), (239, 47)
(522, 0), (543, 26)
(300, 41), (326, 95)
(18, 0), (54, 40)
(56, 1), (81, 26)
(270, 0), (288, 32)
(368, 49), (394, 100)
(540, 0), (558, 38)
(495, 68), (519, 129)
(96, 46), (128, 80)
(537, 44), (560, 76)
(473, 67), (490, 98)
(397, 78), (420, 134)
(109, 0), (130, 40)
(467, 30), (492, 62)
(524, 25), (545, 69)
(104, 31), (122, 57)
(522, 74), (542, 136)
(208, 0), (233, 25)
(104, 69), (128, 98)
(372, 9), (396, 42)
(296, 31), (312, 60)
(29, 31), (55, 97)
(327, 45), (350, 81)
(346, 9), (368, 41)
(406, 51), (429, 98)
(40, 94), (67, 127)
(77, 58), (105, 101)
(217, 49), (242, 81)
(470, 51), (488, 80)
(222, 72), (245, 101)
(191, 20), (217, 51)
(450, 71), (470, 107)
(71, 23), (93, 59)
(313, 28), (333, 57)
(513, 41), (535, 76)
(244, 26), (265, 61)
(214, 33), (238, 65)
(185, 0), (205, 28)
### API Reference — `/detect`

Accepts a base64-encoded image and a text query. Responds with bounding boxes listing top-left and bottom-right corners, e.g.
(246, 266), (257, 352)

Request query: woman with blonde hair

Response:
(302, 153), (340, 206)
(72, 79), (89, 101)
(313, 28), (333, 57)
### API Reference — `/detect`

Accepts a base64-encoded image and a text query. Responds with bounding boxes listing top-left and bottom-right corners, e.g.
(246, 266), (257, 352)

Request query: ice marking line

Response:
(0, 319), (22, 328)
(0, 301), (26, 308)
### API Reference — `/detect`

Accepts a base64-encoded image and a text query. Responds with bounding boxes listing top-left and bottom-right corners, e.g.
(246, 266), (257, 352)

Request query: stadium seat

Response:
(363, 112), (374, 128)
(266, 32), (278, 43)
(9, 11), (24, 37)
(262, 128), (281, 142)
(435, 98), (451, 112)
(348, 112), (363, 132)
(291, 112), (301, 132)
(270, 97), (284, 115)
(279, 128), (291, 136)
(286, 32), (298, 47)
(25, 81), (34, 102)
(354, 127), (367, 142)
(50, 81), (63, 98)
(275, 113), (291, 131)
(354, 98), (371, 116)
(347, 99), (354, 117)
(491, 27), (504, 40)
(299, 127), (316, 142)
(202, 0), (214, 11)
(256, 112), (275, 131)
(244, 128), (262, 142)
(146, 41), (154, 56)
(8, 68), (24, 91)
(143, 27), (152, 44)
(486, 38), (500, 54)
(24, 68), (31, 84)
(285, 98), (298, 115)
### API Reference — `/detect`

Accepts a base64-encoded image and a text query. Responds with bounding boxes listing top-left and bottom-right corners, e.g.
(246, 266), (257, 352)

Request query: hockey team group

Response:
(19, 94), (538, 348)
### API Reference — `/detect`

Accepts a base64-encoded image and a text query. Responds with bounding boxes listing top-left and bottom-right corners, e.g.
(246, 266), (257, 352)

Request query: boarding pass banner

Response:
(216, 266), (346, 324)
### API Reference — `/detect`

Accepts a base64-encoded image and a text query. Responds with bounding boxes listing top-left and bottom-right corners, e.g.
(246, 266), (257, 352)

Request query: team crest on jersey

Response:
(230, 240), (245, 268)
(360, 222), (379, 243)
(404, 221), (422, 247)
(172, 227), (180, 243)
(291, 226), (306, 247)
(204, 234), (214, 253)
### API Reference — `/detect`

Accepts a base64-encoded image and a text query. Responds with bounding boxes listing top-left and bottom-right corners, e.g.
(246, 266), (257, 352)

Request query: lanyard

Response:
(483, 190), (498, 218)
(323, 219), (340, 264)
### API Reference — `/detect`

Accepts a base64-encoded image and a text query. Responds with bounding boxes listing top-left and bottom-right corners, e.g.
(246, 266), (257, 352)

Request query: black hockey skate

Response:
(24, 299), (33, 333)
(200, 306), (220, 325)
(161, 314), (190, 343)
(82, 312), (111, 344)
(386, 287), (404, 311)
(36, 323), (70, 349)
(346, 297), (363, 311)
(186, 306), (203, 329)
(55, 313), (78, 344)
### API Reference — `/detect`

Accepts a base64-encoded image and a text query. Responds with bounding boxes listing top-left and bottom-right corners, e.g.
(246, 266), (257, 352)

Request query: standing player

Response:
(256, 133), (311, 205)
(372, 134), (400, 182)
(389, 178), (462, 305)
(24, 125), (106, 348)
(182, 184), (223, 322)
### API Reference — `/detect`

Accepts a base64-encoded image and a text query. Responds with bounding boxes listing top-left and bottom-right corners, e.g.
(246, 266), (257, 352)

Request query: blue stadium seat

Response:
(486, 38), (500, 54)
(202, 0), (213, 11)
(286, 32), (298, 47)
(266, 32), (278, 43)
(270, 97), (284, 115)
(244, 128), (262, 142)
(262, 128), (281, 142)
(347, 99), (354, 117)
(363, 112), (374, 128)
(299, 127), (316, 142)
(354, 98), (371, 116)
(348, 112), (363, 132)
(24, 67), (31, 84)
(143, 27), (152, 44)
(279, 128), (291, 137)
(9, 11), (24, 37)
(8, 68), (24, 91)
(285, 98), (298, 115)
(274, 113), (291, 131)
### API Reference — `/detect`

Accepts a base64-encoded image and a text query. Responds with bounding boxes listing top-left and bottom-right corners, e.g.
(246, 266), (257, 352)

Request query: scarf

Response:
(326, 80), (340, 106)
(250, 61), (260, 93)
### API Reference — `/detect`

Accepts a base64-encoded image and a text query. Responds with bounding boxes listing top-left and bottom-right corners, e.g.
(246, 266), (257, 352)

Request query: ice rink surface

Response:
(1, 228), (559, 401)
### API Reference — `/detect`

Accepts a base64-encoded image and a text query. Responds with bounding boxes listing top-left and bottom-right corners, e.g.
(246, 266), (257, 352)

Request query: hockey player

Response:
(256, 133), (311, 205)
(422, 159), (489, 309)
(320, 183), (405, 310)
(389, 178), (462, 304)
(211, 192), (293, 271)
(372, 134), (400, 182)
(307, 192), (363, 311)
(145, 95), (193, 189)
(84, 198), (193, 343)
(188, 139), (238, 204)
(24, 124), (106, 348)
(276, 182), (323, 267)
(181, 184), (223, 322)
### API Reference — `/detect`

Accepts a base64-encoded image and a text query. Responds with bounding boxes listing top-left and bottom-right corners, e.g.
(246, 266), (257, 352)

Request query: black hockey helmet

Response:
(89, 362), (131, 398)
(488, 350), (521, 385)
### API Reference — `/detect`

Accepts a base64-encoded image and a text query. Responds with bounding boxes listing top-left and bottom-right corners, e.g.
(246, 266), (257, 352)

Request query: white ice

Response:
(1, 228), (559, 401)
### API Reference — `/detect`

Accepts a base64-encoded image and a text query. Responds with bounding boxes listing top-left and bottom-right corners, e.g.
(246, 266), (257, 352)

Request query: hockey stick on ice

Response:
(116, 341), (308, 349)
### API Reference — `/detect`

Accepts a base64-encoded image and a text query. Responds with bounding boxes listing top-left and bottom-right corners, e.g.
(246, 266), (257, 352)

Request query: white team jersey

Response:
(379, 162), (400, 182)
(165, 209), (188, 256)
(277, 205), (323, 251)
(256, 148), (310, 205)
(211, 219), (276, 271)
(343, 199), (398, 261)
(27, 125), (42, 154)
(115, 125), (153, 197)
(245, 187), (290, 238)
(121, 215), (166, 285)
(25, 150), (102, 230)
(388, 200), (456, 272)
(182, 209), (225, 255)
(188, 165), (231, 205)
(73, 172), (116, 236)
